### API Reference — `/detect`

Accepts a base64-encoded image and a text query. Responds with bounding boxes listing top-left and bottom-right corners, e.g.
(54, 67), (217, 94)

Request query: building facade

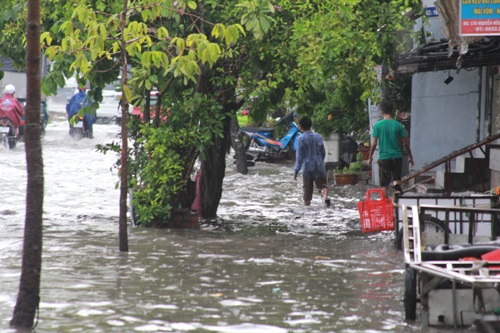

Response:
(394, 0), (500, 192)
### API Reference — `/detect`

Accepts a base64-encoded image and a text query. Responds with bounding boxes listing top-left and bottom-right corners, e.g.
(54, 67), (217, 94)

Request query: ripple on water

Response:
(204, 323), (288, 333)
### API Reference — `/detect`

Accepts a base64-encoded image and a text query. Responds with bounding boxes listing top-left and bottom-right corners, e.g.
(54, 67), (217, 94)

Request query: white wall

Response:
(0, 57), (49, 101)
(324, 133), (340, 163)
(1, 72), (27, 99)
(410, 69), (480, 169)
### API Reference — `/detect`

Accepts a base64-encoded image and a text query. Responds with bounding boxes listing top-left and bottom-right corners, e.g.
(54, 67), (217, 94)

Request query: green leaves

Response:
(0, 1), (24, 23)
(37, 0), (266, 108)
(212, 23), (245, 47)
(129, 112), (203, 226)
(122, 85), (132, 104)
(142, 51), (169, 70)
(234, 0), (421, 139)
(238, 0), (274, 39)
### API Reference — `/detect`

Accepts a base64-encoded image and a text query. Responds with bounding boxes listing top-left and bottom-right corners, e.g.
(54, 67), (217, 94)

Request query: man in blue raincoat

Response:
(293, 116), (330, 207)
(66, 84), (95, 138)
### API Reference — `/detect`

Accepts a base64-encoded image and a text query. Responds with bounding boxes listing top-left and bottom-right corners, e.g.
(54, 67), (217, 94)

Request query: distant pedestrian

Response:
(294, 116), (330, 207)
(368, 100), (414, 197)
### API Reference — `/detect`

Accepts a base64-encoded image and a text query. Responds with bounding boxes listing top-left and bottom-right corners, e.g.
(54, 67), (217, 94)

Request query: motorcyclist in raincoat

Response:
(0, 84), (24, 129)
(66, 84), (95, 138)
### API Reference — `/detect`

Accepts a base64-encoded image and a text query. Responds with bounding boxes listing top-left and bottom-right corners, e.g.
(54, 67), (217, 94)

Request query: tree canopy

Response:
(237, 0), (420, 136)
(0, 0), (422, 227)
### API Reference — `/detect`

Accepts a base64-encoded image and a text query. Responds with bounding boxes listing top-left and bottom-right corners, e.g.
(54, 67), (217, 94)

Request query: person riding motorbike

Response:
(0, 84), (24, 131)
(66, 84), (95, 138)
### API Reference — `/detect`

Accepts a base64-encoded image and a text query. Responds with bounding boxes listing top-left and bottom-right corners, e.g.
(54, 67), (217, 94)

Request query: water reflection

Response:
(0, 120), (462, 332)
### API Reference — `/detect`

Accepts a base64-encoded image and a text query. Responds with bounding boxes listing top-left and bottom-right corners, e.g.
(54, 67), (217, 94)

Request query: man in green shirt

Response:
(368, 100), (414, 197)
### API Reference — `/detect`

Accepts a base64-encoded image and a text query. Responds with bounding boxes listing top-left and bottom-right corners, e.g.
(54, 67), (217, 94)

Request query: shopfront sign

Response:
(460, 0), (500, 36)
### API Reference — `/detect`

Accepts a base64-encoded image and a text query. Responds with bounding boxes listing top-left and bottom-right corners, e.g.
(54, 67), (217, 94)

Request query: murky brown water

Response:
(0, 120), (477, 332)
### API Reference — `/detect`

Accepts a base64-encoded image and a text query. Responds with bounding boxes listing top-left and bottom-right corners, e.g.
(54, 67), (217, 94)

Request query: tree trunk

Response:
(196, 61), (245, 218)
(118, 4), (129, 252)
(10, 0), (43, 328)
(229, 117), (248, 175)
(200, 117), (230, 218)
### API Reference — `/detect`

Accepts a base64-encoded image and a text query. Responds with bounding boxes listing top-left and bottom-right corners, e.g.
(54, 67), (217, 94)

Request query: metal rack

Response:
(401, 204), (500, 329)
(395, 195), (499, 243)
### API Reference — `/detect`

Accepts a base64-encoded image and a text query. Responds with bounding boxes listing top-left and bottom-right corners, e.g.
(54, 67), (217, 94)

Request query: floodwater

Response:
(0, 119), (477, 333)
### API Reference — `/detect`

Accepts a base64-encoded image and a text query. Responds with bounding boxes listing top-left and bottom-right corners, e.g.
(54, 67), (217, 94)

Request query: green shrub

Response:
(131, 124), (198, 227)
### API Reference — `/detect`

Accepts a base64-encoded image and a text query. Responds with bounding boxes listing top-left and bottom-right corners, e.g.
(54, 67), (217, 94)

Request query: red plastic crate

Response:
(358, 189), (395, 233)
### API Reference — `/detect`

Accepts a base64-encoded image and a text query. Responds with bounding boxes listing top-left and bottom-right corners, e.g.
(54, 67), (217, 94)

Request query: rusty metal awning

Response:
(394, 37), (500, 74)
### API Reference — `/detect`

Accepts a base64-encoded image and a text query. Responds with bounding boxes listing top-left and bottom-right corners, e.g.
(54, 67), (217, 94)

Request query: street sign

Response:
(425, 6), (439, 18)
(460, 0), (500, 36)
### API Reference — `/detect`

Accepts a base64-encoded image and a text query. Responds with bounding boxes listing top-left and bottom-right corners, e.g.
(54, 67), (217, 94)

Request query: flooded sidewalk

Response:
(0, 120), (431, 333)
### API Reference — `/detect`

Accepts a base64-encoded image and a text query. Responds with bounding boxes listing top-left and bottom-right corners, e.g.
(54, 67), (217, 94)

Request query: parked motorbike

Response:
(238, 114), (301, 165)
(0, 117), (17, 149)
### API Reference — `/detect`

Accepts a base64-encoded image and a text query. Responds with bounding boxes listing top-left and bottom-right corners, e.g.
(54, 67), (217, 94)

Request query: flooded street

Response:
(0, 119), (474, 332)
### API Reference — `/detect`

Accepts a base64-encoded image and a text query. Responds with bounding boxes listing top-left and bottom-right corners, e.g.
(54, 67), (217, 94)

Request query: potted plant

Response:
(357, 131), (371, 160)
(334, 153), (363, 186)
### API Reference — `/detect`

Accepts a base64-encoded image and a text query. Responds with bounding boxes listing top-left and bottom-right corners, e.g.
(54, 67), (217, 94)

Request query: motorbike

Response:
(0, 117), (17, 149)
(18, 100), (50, 140)
(69, 115), (89, 140)
(238, 114), (301, 165)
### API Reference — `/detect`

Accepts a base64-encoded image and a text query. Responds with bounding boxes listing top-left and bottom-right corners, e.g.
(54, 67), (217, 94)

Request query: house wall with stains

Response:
(410, 69), (483, 169)
(409, 0), (490, 178)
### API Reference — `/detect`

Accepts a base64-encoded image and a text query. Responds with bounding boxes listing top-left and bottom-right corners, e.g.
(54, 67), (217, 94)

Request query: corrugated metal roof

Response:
(394, 37), (500, 74)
